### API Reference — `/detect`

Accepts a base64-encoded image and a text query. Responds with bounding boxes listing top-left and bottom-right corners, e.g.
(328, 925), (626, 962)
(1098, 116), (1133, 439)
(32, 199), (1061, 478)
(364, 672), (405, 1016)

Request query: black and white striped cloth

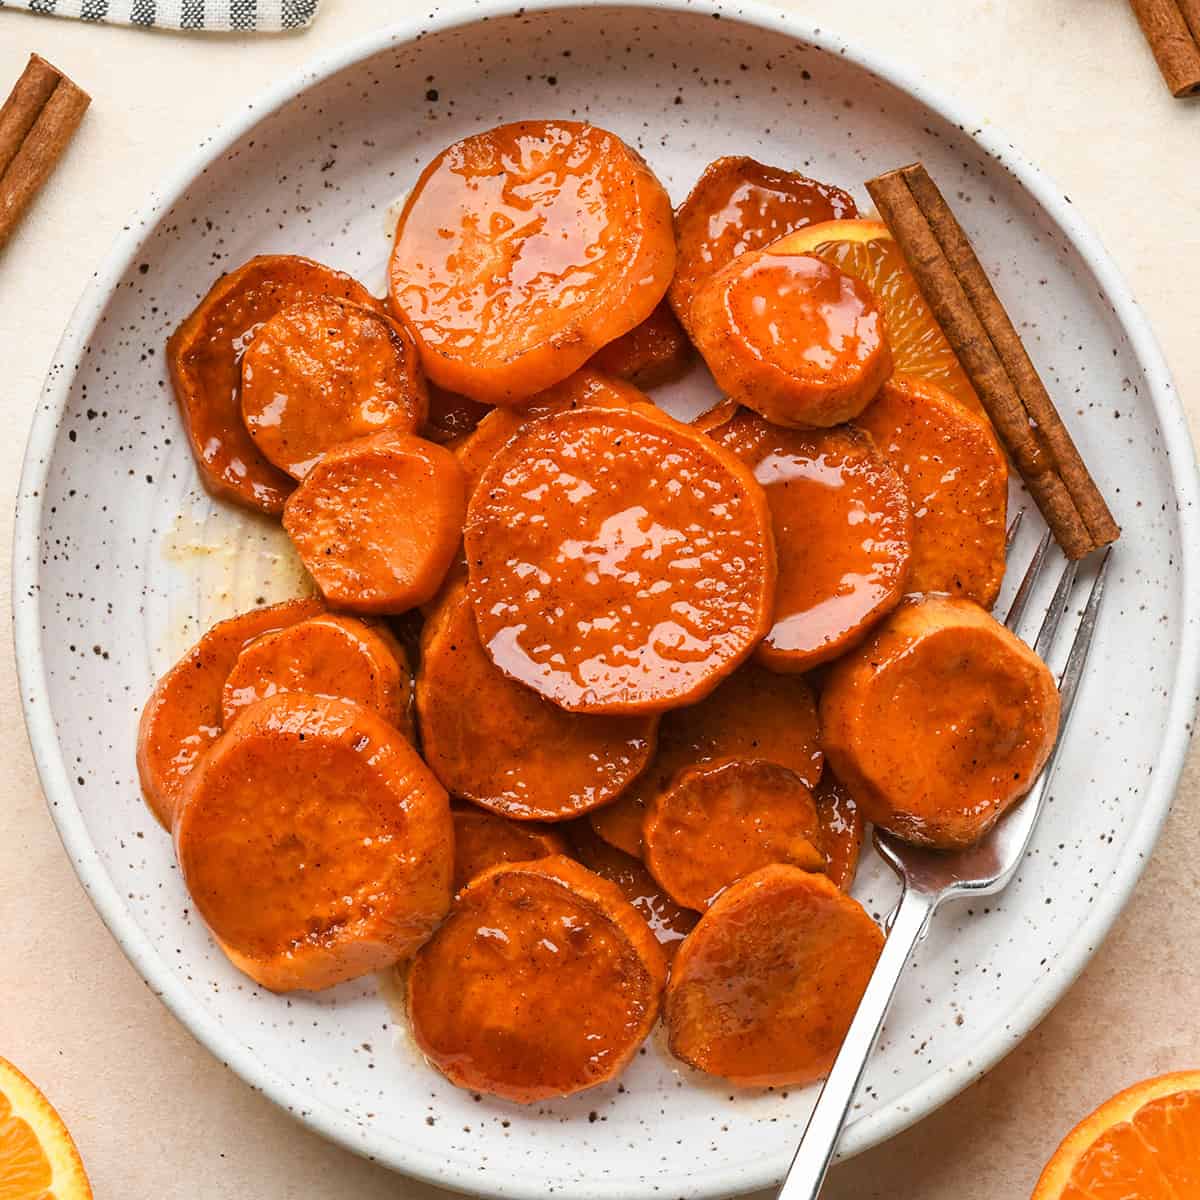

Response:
(0, 0), (319, 31)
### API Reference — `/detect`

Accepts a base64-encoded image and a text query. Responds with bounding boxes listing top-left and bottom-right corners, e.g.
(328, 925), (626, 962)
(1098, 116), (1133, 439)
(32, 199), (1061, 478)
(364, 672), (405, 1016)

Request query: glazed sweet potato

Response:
(420, 383), (491, 445)
(240, 298), (427, 480)
(175, 693), (453, 992)
(464, 404), (776, 714)
(389, 120), (675, 405)
(417, 584), (657, 820)
(588, 300), (693, 390)
(643, 760), (825, 911)
(821, 595), (1061, 849)
(711, 410), (912, 671)
(451, 805), (567, 893)
(690, 247), (892, 428)
(854, 376), (1008, 607)
(408, 855), (667, 1102)
(136, 597), (323, 829)
(167, 255), (377, 513)
(282, 429), (466, 614)
(665, 865), (883, 1087)
(669, 157), (857, 333)
(589, 662), (822, 857)
(814, 769), (865, 892)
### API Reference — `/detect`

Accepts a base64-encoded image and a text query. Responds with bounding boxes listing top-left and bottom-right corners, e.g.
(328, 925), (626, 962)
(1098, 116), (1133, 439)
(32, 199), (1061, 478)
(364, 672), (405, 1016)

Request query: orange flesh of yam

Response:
(136, 597), (324, 830)
(416, 584), (657, 820)
(814, 769), (865, 892)
(166, 254), (378, 513)
(820, 594), (1061, 849)
(712, 410), (912, 671)
(464, 404), (776, 714)
(389, 120), (675, 405)
(451, 805), (567, 893)
(407, 855), (667, 1102)
(665, 865), (883, 1087)
(588, 299), (693, 390)
(175, 693), (453, 992)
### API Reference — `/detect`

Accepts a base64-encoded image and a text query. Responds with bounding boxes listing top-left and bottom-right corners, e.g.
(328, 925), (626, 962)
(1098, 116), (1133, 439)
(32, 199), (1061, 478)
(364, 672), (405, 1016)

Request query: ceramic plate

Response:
(14, 3), (1200, 1197)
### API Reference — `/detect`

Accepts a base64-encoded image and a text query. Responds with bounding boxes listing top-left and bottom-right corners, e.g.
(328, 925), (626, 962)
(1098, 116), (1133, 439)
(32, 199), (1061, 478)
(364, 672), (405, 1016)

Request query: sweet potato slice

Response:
(240, 298), (427, 480)
(566, 822), (697, 959)
(408, 855), (667, 1102)
(690, 247), (892, 428)
(452, 806), (567, 892)
(644, 760), (825, 911)
(665, 865), (883, 1087)
(389, 120), (675, 405)
(669, 157), (857, 333)
(711, 410), (912, 671)
(588, 300), (693, 389)
(420, 383), (491, 446)
(220, 613), (410, 730)
(136, 597), (323, 830)
(417, 584), (657, 820)
(814, 769), (865, 892)
(855, 376), (1008, 607)
(282, 429), (466, 614)
(167, 255), (378, 513)
(589, 662), (822, 857)
(175, 693), (453, 992)
(821, 595), (1060, 849)
(465, 404), (776, 714)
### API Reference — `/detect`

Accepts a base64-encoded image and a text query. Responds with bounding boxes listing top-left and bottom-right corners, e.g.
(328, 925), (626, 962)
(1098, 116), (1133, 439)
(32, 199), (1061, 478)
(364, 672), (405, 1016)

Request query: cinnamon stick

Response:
(0, 55), (61, 180)
(1128, 0), (1200, 97)
(866, 163), (1119, 561)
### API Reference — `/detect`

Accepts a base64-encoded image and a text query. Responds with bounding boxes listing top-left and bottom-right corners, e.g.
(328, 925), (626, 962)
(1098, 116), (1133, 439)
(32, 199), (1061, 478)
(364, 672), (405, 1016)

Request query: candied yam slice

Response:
(821, 595), (1060, 849)
(175, 693), (453, 991)
(408, 855), (667, 1102)
(690, 248), (892, 428)
(814, 769), (865, 892)
(240, 298), (427, 481)
(712, 410), (913, 671)
(136, 597), (323, 829)
(855, 375), (1008, 607)
(644, 760), (825, 911)
(417, 584), (656, 820)
(665, 865), (882, 1087)
(588, 299), (693, 390)
(389, 120), (675, 405)
(465, 405), (776, 714)
(451, 806), (567, 892)
(669, 156), (857, 332)
(420, 383), (492, 445)
(282, 429), (466, 614)
(167, 255), (378, 513)
(220, 613), (410, 731)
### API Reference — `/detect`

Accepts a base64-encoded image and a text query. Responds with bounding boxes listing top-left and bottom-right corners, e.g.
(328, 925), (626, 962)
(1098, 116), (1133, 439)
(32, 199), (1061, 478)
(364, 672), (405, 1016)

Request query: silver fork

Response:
(777, 520), (1113, 1200)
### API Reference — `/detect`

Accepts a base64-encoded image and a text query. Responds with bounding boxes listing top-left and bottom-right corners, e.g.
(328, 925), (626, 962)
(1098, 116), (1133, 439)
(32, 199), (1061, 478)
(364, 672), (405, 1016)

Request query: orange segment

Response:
(1033, 1070), (1200, 1200)
(0, 1058), (91, 1200)
(772, 219), (981, 415)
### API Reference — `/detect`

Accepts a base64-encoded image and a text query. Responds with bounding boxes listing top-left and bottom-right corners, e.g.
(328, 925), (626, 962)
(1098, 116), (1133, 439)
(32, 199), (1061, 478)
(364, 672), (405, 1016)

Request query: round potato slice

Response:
(588, 300), (693, 390)
(175, 693), (453, 992)
(167, 255), (378, 513)
(389, 120), (675, 405)
(821, 595), (1061, 849)
(589, 662), (822, 857)
(690, 248), (892, 428)
(417, 584), (657, 821)
(408, 855), (667, 1102)
(282, 429), (466, 614)
(665, 865), (883, 1087)
(855, 375), (1008, 608)
(814, 769), (866, 892)
(240, 298), (427, 480)
(451, 805), (567, 893)
(644, 760), (826, 911)
(136, 597), (324, 830)
(465, 405), (776, 714)
(711, 410), (912, 671)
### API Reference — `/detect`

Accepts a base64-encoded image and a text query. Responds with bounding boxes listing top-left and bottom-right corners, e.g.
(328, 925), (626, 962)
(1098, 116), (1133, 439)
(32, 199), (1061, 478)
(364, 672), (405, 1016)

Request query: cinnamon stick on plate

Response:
(0, 55), (90, 252)
(866, 163), (1119, 561)
(1128, 0), (1200, 97)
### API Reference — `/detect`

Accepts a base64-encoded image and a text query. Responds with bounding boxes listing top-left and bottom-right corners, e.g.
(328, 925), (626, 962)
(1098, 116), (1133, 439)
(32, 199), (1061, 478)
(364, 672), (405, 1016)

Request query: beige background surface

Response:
(0, 2), (1197, 1197)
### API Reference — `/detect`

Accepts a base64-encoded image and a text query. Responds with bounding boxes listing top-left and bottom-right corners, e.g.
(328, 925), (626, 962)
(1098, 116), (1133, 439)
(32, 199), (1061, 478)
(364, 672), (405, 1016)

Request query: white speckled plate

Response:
(14, 2), (1200, 1197)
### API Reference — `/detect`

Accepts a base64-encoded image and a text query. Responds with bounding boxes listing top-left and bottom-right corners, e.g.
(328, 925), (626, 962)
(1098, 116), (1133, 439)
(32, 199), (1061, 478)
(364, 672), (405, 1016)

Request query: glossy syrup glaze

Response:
(812, 768), (865, 891)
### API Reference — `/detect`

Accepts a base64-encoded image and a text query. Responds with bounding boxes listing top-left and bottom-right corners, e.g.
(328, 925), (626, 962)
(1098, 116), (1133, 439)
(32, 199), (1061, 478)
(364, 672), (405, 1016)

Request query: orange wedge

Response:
(770, 219), (981, 414)
(1032, 1070), (1200, 1199)
(0, 1058), (91, 1200)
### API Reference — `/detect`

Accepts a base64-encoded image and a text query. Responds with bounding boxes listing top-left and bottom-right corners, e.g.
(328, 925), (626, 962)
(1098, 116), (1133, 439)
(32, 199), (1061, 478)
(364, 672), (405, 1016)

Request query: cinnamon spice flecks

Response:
(1128, 0), (1200, 98)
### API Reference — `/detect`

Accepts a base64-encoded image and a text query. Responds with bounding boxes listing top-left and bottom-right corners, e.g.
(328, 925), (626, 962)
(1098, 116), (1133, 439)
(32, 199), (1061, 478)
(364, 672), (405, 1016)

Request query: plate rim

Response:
(13, 1), (1200, 1196)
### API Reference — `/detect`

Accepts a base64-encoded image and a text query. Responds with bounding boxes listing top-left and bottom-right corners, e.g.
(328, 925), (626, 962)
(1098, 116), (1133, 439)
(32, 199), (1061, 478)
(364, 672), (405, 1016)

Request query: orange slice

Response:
(1032, 1070), (1200, 1199)
(771, 219), (981, 414)
(0, 1058), (91, 1200)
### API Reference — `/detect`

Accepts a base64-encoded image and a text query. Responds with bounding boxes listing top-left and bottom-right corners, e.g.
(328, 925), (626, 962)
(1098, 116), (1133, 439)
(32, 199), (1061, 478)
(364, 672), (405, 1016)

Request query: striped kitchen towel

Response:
(0, 0), (319, 30)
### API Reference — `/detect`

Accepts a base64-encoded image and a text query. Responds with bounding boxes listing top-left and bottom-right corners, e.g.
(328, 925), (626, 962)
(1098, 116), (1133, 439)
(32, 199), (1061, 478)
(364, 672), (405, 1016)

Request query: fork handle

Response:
(777, 885), (938, 1200)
